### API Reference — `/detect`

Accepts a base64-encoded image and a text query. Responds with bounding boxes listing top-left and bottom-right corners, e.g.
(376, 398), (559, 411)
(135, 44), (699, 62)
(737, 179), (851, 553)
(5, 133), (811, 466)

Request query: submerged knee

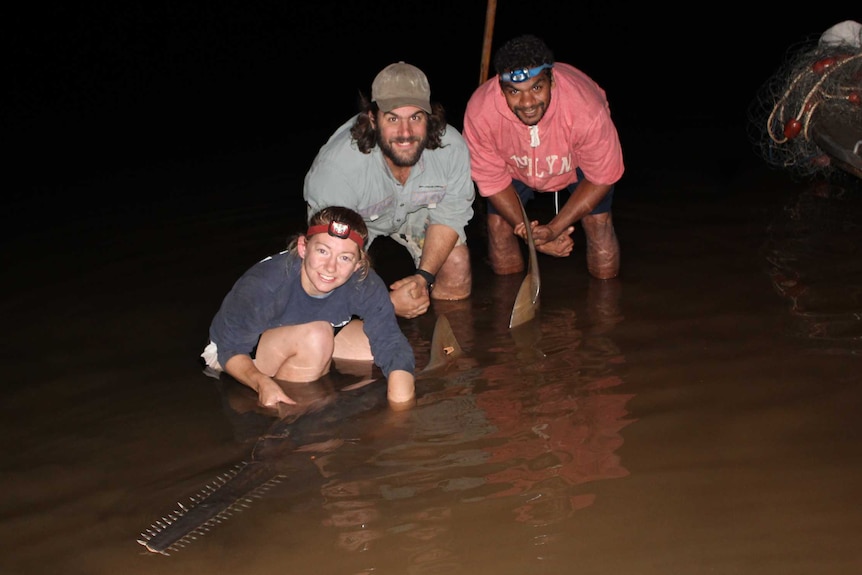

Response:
(583, 214), (620, 279)
(486, 214), (524, 275)
(434, 245), (472, 300)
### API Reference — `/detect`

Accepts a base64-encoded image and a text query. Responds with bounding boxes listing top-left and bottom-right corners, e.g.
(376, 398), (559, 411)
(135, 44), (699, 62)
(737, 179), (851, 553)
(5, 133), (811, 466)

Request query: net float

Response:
(783, 118), (803, 139)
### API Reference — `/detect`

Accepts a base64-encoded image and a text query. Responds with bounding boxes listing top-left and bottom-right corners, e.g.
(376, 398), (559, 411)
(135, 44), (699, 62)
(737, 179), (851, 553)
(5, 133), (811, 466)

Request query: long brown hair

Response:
(349, 92), (450, 154)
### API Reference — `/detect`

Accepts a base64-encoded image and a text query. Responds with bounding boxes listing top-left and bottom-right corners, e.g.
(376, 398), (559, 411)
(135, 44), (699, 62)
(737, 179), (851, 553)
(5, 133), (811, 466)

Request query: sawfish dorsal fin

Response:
(421, 313), (462, 374)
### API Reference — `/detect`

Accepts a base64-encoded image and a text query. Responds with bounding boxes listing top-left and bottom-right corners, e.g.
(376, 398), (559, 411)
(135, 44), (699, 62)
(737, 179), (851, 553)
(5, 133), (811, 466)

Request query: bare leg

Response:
(581, 212), (620, 279)
(332, 320), (373, 361)
(332, 320), (375, 389)
(487, 213), (525, 275)
(433, 244), (472, 300)
(255, 321), (334, 382)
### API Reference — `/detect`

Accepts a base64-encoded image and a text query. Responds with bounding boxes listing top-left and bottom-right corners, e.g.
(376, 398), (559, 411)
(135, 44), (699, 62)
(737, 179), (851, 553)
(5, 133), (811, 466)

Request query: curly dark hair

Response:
(287, 206), (371, 279)
(349, 92), (449, 154)
(493, 34), (555, 77)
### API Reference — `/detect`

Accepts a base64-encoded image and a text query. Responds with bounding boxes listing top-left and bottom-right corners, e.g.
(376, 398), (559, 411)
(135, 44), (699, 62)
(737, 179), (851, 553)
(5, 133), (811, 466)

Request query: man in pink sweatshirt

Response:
(463, 34), (624, 279)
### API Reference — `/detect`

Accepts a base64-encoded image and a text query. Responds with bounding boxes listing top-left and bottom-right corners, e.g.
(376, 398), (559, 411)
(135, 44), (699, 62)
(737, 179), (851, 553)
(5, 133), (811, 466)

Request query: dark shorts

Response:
(487, 168), (614, 216)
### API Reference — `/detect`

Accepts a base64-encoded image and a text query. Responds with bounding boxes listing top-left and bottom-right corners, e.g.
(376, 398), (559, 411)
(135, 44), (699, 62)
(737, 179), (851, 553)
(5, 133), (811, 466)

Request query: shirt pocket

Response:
(411, 186), (447, 209)
(358, 197), (395, 221)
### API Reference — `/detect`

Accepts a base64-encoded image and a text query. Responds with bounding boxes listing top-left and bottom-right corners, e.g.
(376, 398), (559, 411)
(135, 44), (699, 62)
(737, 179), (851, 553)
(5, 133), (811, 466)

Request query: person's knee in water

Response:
(202, 206), (417, 410)
(463, 34), (624, 279)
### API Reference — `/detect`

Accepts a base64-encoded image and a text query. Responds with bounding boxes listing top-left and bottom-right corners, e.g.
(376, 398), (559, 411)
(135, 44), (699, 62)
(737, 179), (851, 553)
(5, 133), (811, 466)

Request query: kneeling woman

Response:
(201, 206), (415, 408)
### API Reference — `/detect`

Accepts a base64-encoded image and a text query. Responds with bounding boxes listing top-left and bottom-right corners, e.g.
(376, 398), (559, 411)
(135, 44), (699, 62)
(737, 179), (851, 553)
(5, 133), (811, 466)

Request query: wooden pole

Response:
(479, 0), (497, 85)
(476, 1), (542, 327)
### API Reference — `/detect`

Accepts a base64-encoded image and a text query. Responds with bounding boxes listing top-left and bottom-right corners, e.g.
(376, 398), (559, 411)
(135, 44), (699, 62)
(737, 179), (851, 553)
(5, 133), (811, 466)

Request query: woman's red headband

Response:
(306, 221), (365, 249)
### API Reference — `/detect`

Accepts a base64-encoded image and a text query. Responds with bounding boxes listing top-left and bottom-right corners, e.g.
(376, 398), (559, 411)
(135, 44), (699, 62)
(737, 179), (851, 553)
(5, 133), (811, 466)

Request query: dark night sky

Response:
(4, 2), (856, 205)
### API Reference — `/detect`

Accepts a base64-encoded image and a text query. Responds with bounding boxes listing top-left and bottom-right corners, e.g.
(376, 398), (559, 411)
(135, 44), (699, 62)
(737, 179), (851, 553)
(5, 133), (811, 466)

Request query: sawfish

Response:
(137, 314), (463, 555)
(509, 193), (541, 329)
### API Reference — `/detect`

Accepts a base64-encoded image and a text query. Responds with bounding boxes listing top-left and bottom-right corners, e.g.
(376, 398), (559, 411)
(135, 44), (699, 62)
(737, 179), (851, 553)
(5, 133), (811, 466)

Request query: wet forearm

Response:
(487, 185), (525, 228)
(416, 224), (459, 276)
(387, 369), (416, 408)
(549, 181), (611, 234)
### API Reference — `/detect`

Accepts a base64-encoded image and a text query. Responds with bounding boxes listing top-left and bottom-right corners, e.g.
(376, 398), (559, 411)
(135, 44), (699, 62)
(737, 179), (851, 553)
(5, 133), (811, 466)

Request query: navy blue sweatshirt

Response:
(208, 250), (415, 376)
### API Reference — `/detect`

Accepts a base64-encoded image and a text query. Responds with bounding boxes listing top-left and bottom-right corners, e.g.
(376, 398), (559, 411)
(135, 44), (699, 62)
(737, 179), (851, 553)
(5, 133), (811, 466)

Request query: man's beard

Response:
(379, 135), (427, 168)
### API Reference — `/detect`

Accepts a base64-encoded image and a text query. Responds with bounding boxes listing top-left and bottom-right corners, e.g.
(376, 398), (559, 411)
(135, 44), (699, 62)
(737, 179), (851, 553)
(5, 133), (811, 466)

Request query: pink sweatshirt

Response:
(463, 63), (624, 197)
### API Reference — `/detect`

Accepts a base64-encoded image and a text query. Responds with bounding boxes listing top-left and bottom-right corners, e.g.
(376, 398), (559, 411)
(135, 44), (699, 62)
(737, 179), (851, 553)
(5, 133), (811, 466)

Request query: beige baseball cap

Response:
(371, 62), (431, 113)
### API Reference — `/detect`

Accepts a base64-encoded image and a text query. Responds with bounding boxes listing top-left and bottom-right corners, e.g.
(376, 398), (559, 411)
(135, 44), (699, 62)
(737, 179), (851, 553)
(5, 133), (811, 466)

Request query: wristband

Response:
(415, 268), (436, 291)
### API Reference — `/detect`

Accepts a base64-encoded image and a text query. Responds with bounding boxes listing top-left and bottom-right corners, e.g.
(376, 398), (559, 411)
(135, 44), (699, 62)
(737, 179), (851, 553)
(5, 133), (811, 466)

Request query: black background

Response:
(4, 2), (855, 207)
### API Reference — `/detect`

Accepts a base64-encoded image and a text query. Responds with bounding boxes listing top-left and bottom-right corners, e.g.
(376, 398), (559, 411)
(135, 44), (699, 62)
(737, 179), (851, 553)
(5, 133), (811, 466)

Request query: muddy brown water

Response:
(2, 142), (861, 575)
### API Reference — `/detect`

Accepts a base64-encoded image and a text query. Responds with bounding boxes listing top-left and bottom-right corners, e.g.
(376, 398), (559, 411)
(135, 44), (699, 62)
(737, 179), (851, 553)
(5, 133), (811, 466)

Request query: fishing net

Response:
(748, 24), (862, 180)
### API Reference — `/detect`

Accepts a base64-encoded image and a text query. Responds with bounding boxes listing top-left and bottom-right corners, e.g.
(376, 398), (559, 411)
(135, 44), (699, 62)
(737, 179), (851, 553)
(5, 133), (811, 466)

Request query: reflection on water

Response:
(195, 276), (633, 573)
(763, 179), (862, 354)
(7, 146), (862, 573)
